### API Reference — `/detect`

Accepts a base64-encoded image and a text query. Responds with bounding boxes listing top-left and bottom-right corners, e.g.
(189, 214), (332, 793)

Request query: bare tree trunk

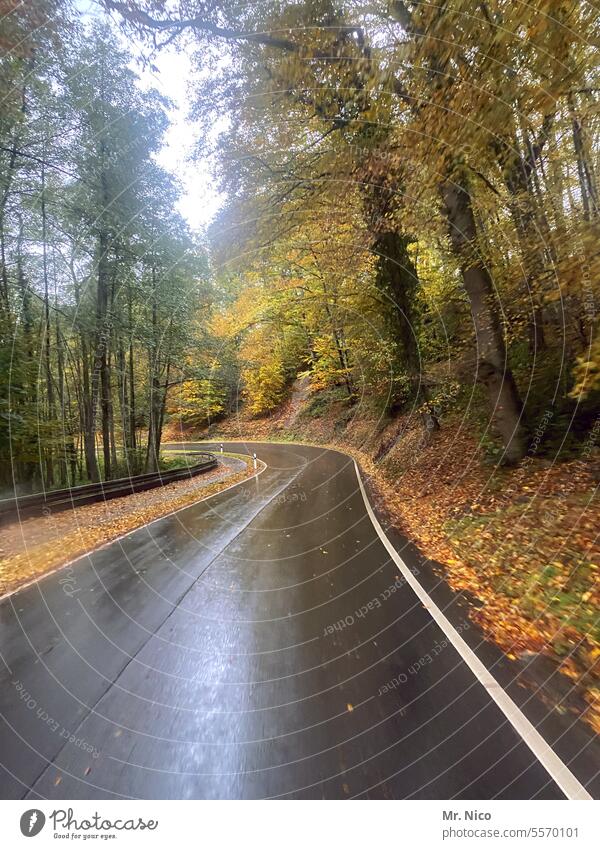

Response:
(81, 332), (100, 482)
(41, 160), (55, 486)
(441, 174), (526, 463)
(0, 220), (11, 317)
(495, 121), (553, 354)
(108, 348), (118, 472)
(92, 131), (113, 481)
(117, 333), (130, 458)
(0, 67), (29, 318)
(146, 269), (160, 473)
(14, 214), (37, 491)
(127, 279), (137, 454)
(319, 278), (354, 397)
(96, 229), (112, 480)
(374, 231), (439, 431)
(155, 360), (171, 465)
(92, 57), (113, 481)
(569, 94), (599, 220)
(146, 373), (161, 472)
(54, 263), (67, 486)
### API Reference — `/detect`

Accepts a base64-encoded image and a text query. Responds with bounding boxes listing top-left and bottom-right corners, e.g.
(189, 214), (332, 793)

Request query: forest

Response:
(1, 1), (598, 493)
(0, 3), (210, 493)
(168, 0), (600, 464)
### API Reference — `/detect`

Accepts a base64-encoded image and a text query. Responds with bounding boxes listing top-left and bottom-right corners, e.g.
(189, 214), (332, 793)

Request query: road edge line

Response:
(353, 459), (593, 801)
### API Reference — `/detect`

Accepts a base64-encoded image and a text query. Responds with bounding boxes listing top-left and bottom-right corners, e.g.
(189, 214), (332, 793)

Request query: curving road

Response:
(0, 442), (598, 800)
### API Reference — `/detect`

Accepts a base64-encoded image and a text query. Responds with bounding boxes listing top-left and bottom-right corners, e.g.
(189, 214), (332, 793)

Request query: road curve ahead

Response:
(0, 442), (596, 800)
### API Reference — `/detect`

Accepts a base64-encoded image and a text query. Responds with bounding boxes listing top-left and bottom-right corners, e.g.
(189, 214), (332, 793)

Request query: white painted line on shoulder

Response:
(354, 460), (593, 801)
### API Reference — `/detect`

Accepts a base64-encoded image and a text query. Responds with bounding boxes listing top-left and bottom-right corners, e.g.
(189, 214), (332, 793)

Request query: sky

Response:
(134, 44), (225, 234)
(77, 0), (224, 234)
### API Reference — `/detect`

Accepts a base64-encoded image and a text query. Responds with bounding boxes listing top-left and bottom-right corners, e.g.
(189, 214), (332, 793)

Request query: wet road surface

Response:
(0, 442), (597, 799)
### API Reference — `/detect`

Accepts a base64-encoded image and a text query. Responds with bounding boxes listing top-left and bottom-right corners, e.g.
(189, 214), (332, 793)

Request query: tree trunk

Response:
(15, 214), (37, 490)
(128, 280), (137, 454)
(97, 234), (112, 480)
(441, 174), (526, 463)
(146, 371), (161, 473)
(41, 160), (55, 486)
(496, 129), (550, 354)
(117, 334), (130, 456)
(0, 68), (29, 317)
(374, 231), (439, 431)
(92, 132), (112, 481)
(155, 361), (171, 466)
(108, 348), (118, 473)
(146, 270), (160, 473)
(81, 332), (100, 482)
(319, 277), (354, 397)
(54, 271), (67, 486)
(569, 94), (598, 220)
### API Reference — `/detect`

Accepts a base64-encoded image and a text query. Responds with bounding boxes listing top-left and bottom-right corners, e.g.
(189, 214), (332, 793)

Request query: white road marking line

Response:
(353, 460), (593, 801)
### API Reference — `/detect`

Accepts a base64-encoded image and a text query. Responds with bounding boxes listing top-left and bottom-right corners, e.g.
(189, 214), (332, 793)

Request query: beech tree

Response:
(107, 0), (599, 462)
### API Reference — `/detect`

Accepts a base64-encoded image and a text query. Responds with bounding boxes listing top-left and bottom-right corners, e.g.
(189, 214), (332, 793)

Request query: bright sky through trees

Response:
(79, 0), (223, 232)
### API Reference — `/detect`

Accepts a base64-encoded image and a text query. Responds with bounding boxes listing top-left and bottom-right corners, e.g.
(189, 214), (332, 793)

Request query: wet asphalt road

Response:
(0, 442), (597, 799)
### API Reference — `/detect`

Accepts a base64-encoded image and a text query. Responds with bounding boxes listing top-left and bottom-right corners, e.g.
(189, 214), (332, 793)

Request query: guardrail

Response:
(0, 451), (218, 522)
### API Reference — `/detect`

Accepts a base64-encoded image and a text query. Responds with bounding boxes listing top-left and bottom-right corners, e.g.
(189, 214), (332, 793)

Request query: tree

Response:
(106, 0), (599, 461)
(0, 10), (214, 491)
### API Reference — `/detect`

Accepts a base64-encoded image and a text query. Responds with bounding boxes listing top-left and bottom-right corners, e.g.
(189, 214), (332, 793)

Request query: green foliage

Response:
(0, 9), (213, 488)
(299, 387), (351, 420)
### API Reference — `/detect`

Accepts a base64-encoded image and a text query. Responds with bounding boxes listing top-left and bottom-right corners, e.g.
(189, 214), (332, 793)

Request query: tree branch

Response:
(525, 112), (554, 174)
(104, 2), (363, 55)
